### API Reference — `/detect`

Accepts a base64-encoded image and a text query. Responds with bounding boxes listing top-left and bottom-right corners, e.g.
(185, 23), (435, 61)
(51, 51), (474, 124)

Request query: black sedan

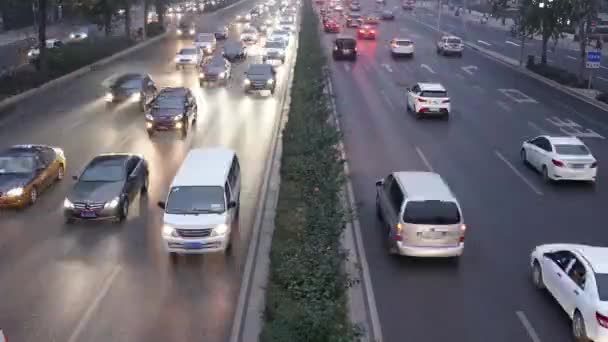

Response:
(244, 64), (276, 95)
(104, 73), (157, 111)
(145, 87), (198, 138)
(222, 40), (247, 62)
(199, 54), (232, 85)
(64, 154), (149, 224)
(381, 10), (395, 20)
(214, 26), (228, 40)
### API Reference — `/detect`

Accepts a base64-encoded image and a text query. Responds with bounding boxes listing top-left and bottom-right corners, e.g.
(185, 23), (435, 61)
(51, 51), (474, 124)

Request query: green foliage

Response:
(146, 21), (165, 36)
(527, 62), (587, 87)
(489, 0), (509, 17)
(46, 37), (132, 75)
(260, 1), (359, 341)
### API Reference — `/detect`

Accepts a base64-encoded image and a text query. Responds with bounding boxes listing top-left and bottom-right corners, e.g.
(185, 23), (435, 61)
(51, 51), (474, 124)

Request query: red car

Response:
(324, 20), (341, 33)
(357, 25), (376, 39)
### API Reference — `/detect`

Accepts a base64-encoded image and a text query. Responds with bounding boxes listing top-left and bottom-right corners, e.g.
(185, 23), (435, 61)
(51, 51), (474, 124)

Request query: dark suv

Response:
(333, 36), (357, 61)
(244, 64), (277, 95)
(145, 88), (198, 138)
(105, 73), (157, 111)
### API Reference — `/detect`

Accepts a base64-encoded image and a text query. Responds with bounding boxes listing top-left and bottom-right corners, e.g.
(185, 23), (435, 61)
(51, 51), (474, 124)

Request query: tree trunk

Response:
(38, 0), (48, 75)
(155, 0), (165, 27)
(124, 0), (131, 40)
(103, 3), (112, 36)
(578, 21), (587, 84)
(540, 28), (550, 65)
(143, 0), (149, 39)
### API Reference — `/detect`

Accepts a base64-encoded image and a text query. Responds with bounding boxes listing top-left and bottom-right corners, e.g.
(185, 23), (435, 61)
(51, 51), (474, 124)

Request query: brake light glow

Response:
(591, 161), (598, 168)
(552, 159), (564, 167)
(371, 30), (375, 33)
(395, 223), (403, 241)
(442, 99), (450, 103)
(597, 312), (608, 328)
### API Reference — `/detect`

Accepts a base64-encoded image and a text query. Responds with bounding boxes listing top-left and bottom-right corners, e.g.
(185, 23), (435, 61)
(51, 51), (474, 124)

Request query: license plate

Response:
(80, 211), (96, 218)
(429, 107), (440, 112)
(343, 49), (351, 53)
(571, 164), (585, 169)
(184, 242), (203, 249)
(421, 231), (444, 240)
(156, 126), (169, 130)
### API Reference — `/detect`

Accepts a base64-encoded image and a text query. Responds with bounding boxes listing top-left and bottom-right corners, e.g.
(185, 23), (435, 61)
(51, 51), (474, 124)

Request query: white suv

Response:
(437, 35), (464, 57)
(406, 83), (450, 119)
(531, 244), (608, 342)
(390, 38), (414, 57)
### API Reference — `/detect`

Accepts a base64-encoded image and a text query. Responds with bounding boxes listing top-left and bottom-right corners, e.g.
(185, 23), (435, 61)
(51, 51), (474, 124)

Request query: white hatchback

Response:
(390, 38), (414, 57)
(406, 83), (450, 119)
(174, 46), (201, 69)
(521, 135), (597, 183)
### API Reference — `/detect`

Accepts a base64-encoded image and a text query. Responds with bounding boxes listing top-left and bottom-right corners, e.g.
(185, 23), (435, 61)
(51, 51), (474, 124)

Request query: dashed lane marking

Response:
(420, 64), (435, 74)
(472, 85), (485, 93)
(516, 311), (543, 342)
(381, 63), (393, 73)
(566, 55), (577, 60)
(461, 65), (477, 75)
(597, 76), (608, 82)
(496, 100), (512, 112)
(498, 89), (538, 104)
(505, 40), (520, 47)
(477, 40), (491, 46)
(344, 63), (351, 72)
(495, 151), (543, 196)
(416, 146), (435, 172)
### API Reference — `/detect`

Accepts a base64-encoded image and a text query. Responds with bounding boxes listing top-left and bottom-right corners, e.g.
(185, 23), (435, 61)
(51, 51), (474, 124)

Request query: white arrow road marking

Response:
(546, 116), (605, 139)
(381, 63), (393, 73)
(461, 65), (478, 75)
(505, 40), (520, 47)
(496, 100), (512, 112)
(420, 64), (435, 73)
(567, 55), (577, 60)
(597, 76), (608, 82)
(477, 40), (491, 46)
(498, 89), (538, 104)
(416, 147), (435, 172)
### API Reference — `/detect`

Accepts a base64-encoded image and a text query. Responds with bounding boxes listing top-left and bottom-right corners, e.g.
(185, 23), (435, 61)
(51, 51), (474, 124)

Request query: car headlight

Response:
(173, 114), (184, 121)
(64, 198), (74, 209)
(267, 79), (274, 85)
(104, 197), (120, 209)
(244, 78), (251, 86)
(6, 187), (24, 197)
(333, 46), (338, 51)
(162, 224), (179, 237)
(219, 72), (226, 78)
(145, 113), (154, 120)
(28, 50), (34, 57)
(131, 92), (141, 102)
(211, 223), (229, 236)
(105, 92), (114, 102)
(189, 29), (195, 34)
(199, 72), (205, 78)
(177, 29), (183, 35)
(70, 33), (76, 39)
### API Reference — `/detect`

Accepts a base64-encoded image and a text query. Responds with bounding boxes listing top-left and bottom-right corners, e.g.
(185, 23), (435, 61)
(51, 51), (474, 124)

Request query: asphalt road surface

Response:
(322, 1), (608, 341)
(0, 1), (296, 341)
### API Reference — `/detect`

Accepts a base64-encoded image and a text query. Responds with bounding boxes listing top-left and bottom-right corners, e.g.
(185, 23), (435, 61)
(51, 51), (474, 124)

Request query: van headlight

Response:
(104, 197), (120, 209)
(177, 29), (183, 35)
(211, 223), (229, 236)
(145, 113), (154, 120)
(70, 33), (76, 39)
(219, 72), (226, 79)
(5, 187), (24, 197)
(163, 224), (179, 237)
(267, 79), (274, 85)
(244, 78), (251, 86)
(105, 92), (114, 102)
(173, 114), (184, 121)
(130, 92), (141, 102)
(189, 29), (195, 34)
(63, 198), (74, 209)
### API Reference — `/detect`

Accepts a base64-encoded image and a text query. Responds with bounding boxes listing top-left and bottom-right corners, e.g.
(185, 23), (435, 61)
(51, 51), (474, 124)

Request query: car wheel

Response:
(147, 129), (154, 138)
(542, 166), (552, 183)
(442, 112), (449, 120)
(181, 120), (188, 139)
(573, 311), (590, 342)
(387, 230), (398, 255)
(531, 261), (545, 289)
(169, 252), (178, 262)
(141, 175), (149, 195)
(29, 187), (38, 205)
(57, 165), (65, 181)
(117, 198), (129, 222)
(415, 110), (423, 119)
(520, 149), (528, 165)
(375, 196), (382, 220)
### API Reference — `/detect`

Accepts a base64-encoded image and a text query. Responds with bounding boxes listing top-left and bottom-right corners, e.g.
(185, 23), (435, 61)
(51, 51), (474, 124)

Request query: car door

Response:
(526, 138), (544, 169)
(39, 147), (58, 188)
(541, 250), (575, 306)
(229, 157), (241, 203)
(564, 257), (590, 316)
(224, 182), (236, 224)
(408, 84), (420, 109)
(537, 138), (554, 169)
(124, 158), (140, 202)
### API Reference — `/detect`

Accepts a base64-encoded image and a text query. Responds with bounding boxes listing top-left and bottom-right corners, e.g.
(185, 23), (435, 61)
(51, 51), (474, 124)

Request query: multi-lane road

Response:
(322, 1), (608, 341)
(0, 1), (296, 341)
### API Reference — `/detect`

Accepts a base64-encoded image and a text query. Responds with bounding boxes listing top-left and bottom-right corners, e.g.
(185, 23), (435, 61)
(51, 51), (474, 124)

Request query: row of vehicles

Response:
(318, 1), (604, 340)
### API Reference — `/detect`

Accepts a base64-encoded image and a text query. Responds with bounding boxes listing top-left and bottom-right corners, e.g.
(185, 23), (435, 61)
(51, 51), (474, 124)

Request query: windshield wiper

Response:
(191, 208), (224, 213)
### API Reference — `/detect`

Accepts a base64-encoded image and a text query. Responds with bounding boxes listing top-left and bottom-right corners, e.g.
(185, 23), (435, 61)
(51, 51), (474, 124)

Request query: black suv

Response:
(333, 36), (357, 61)
(105, 73), (157, 111)
(244, 64), (276, 95)
(177, 21), (196, 38)
(222, 40), (247, 62)
(199, 54), (232, 86)
(145, 87), (198, 138)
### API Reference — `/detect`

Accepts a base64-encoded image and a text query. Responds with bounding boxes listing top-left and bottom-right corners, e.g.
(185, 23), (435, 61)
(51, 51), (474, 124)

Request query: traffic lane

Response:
(0, 4), (289, 342)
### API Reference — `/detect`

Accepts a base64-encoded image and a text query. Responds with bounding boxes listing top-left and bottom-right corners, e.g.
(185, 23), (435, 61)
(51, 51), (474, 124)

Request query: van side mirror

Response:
(375, 179), (384, 186)
(228, 200), (237, 209)
(157, 201), (166, 209)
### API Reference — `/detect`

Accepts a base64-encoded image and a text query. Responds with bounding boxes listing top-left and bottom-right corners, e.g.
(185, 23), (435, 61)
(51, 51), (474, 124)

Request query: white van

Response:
(375, 171), (465, 257)
(158, 147), (241, 256)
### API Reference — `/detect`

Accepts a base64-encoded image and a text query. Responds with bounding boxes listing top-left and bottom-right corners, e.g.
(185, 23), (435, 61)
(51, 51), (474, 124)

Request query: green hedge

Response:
(260, 1), (359, 341)
(527, 62), (588, 88)
(147, 22), (166, 37)
(46, 37), (133, 75)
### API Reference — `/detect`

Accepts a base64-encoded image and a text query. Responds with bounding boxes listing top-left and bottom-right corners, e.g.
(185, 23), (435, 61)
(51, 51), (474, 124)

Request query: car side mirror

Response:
(72, 175), (78, 180)
(157, 201), (166, 209)
(406, 87), (411, 91)
(228, 200), (237, 209)
(375, 179), (384, 186)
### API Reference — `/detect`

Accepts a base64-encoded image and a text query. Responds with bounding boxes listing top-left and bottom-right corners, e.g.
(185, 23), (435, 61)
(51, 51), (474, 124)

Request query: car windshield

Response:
(80, 162), (125, 182)
(447, 38), (462, 44)
(117, 78), (142, 89)
(179, 22), (192, 29)
(596, 273), (608, 301)
(265, 41), (284, 48)
(243, 28), (257, 34)
(274, 30), (288, 35)
(248, 65), (270, 75)
(179, 48), (197, 55)
(165, 186), (226, 214)
(0, 156), (36, 174)
(208, 57), (225, 66)
(337, 39), (356, 48)
(421, 90), (447, 98)
(403, 200), (461, 225)
(196, 34), (214, 42)
(555, 144), (590, 156)
(395, 40), (412, 46)
(154, 95), (184, 109)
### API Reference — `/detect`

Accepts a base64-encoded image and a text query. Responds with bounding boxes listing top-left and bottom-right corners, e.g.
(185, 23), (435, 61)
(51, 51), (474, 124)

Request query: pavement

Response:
(0, 0), (297, 341)
(404, 2), (608, 93)
(321, 0), (608, 341)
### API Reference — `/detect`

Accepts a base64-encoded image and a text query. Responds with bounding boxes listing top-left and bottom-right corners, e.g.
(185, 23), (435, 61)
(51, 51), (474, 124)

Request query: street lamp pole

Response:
(437, 0), (442, 30)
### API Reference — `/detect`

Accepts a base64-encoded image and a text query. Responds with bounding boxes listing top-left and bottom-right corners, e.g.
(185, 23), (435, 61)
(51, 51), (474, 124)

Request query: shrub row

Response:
(260, 1), (359, 341)
(527, 62), (588, 88)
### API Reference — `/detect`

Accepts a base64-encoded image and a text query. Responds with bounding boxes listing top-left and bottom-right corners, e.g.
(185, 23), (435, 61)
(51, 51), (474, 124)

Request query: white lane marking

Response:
(528, 121), (550, 135)
(381, 63), (393, 73)
(455, 73), (466, 80)
(505, 40), (520, 47)
(416, 146), (435, 172)
(461, 65), (478, 75)
(477, 40), (491, 46)
(67, 266), (122, 342)
(420, 64), (435, 74)
(498, 89), (538, 104)
(546, 116), (605, 139)
(597, 76), (608, 82)
(601, 65), (608, 70)
(344, 63), (351, 72)
(496, 100), (512, 112)
(516, 311), (543, 342)
(495, 151), (543, 196)
(567, 55), (577, 60)
(381, 90), (397, 109)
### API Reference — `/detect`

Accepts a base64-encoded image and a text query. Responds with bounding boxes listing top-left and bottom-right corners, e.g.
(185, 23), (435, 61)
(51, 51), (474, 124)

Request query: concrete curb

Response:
(0, 31), (169, 113)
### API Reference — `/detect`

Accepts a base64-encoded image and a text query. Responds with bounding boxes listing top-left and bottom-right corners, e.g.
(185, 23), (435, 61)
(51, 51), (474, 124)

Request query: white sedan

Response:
(531, 244), (608, 342)
(521, 135), (597, 183)
(390, 38), (414, 57)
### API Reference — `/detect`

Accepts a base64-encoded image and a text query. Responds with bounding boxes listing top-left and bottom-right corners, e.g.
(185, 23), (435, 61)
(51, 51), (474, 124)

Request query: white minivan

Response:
(158, 147), (241, 256)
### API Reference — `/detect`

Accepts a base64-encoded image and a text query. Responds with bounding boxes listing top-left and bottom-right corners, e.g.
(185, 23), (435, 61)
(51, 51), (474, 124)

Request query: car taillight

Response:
(597, 312), (608, 328)
(394, 223), (403, 241)
(591, 161), (598, 168)
(359, 29), (364, 33)
(371, 30), (375, 33)
(417, 98), (427, 103)
(552, 159), (564, 167)
(391, 43), (398, 48)
(459, 224), (466, 242)
(442, 99), (450, 103)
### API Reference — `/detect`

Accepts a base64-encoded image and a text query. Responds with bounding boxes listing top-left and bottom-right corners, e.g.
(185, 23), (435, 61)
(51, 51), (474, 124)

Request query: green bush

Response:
(0, 69), (49, 97)
(260, 1), (359, 342)
(46, 37), (132, 75)
(527, 62), (587, 88)
(146, 22), (166, 37)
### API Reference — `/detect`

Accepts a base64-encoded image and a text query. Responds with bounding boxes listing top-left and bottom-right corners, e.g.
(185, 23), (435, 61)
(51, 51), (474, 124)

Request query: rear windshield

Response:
(554, 144), (590, 156)
(596, 273), (608, 301)
(447, 38), (462, 44)
(421, 90), (447, 98)
(179, 48), (197, 55)
(403, 200), (461, 225)
(395, 40), (412, 46)
(337, 39), (356, 48)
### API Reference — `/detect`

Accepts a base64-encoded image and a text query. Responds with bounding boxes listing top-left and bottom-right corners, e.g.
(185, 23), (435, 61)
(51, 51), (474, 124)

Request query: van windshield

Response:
(337, 39), (356, 48)
(403, 200), (461, 225)
(165, 186), (225, 214)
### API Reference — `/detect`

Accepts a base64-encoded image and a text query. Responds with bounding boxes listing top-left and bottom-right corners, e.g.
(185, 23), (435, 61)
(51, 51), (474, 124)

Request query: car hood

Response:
(265, 48), (285, 54)
(163, 211), (227, 229)
(68, 181), (124, 203)
(247, 73), (271, 81)
(149, 108), (184, 118)
(0, 173), (33, 193)
(203, 65), (226, 74)
(176, 54), (197, 59)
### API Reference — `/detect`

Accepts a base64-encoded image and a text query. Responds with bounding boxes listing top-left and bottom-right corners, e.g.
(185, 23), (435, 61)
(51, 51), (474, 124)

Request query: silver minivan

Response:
(375, 171), (465, 257)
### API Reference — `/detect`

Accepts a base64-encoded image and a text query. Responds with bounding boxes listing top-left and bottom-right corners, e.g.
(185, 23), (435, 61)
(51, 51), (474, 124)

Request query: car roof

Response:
(418, 83), (446, 91)
(158, 87), (189, 96)
(393, 171), (455, 201)
(543, 136), (585, 145)
(336, 34), (356, 40)
(573, 246), (608, 274)
(393, 37), (412, 41)
(442, 35), (462, 40)
(89, 153), (131, 166)
(171, 147), (236, 187)
(115, 73), (146, 83)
